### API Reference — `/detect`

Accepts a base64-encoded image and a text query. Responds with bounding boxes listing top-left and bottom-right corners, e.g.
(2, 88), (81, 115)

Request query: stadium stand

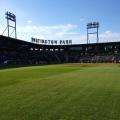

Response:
(0, 35), (120, 66)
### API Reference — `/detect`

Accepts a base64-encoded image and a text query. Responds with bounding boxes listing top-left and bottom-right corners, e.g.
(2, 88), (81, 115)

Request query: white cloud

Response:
(27, 20), (32, 24)
(100, 31), (120, 42)
(33, 35), (45, 39)
(18, 24), (78, 33)
(16, 24), (120, 44)
(17, 24), (79, 40)
(80, 18), (85, 22)
(73, 31), (120, 44)
(105, 30), (112, 34)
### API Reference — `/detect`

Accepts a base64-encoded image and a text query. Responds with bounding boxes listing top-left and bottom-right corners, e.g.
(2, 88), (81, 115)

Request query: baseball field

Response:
(0, 64), (120, 120)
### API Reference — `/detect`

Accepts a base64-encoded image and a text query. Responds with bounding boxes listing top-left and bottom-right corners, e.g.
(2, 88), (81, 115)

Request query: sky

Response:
(0, 0), (120, 44)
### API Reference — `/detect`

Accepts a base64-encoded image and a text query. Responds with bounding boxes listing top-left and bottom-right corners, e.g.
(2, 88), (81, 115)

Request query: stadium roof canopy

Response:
(0, 35), (120, 51)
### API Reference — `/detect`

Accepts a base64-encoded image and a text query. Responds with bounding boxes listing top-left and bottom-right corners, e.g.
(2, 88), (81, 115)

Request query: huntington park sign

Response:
(31, 37), (72, 45)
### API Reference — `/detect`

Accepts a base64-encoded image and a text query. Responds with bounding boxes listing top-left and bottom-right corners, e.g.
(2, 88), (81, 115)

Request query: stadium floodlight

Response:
(87, 22), (99, 29)
(87, 22), (99, 44)
(5, 12), (16, 22)
(2, 11), (17, 38)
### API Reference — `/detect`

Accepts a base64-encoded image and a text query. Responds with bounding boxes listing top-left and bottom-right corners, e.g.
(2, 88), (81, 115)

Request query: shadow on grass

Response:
(0, 63), (116, 70)
(0, 64), (46, 70)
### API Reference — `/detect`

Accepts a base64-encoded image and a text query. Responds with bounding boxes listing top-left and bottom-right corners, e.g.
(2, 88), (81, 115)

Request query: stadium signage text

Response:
(31, 37), (72, 45)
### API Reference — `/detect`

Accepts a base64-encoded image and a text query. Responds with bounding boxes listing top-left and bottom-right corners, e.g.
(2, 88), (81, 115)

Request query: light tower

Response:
(2, 11), (17, 38)
(87, 22), (99, 44)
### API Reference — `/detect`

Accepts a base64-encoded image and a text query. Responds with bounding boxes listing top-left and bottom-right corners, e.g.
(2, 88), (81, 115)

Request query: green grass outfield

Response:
(0, 64), (120, 120)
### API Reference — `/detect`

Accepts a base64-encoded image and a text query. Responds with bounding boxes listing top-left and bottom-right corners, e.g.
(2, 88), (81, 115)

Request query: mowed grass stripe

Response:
(0, 64), (120, 120)
(0, 64), (83, 88)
